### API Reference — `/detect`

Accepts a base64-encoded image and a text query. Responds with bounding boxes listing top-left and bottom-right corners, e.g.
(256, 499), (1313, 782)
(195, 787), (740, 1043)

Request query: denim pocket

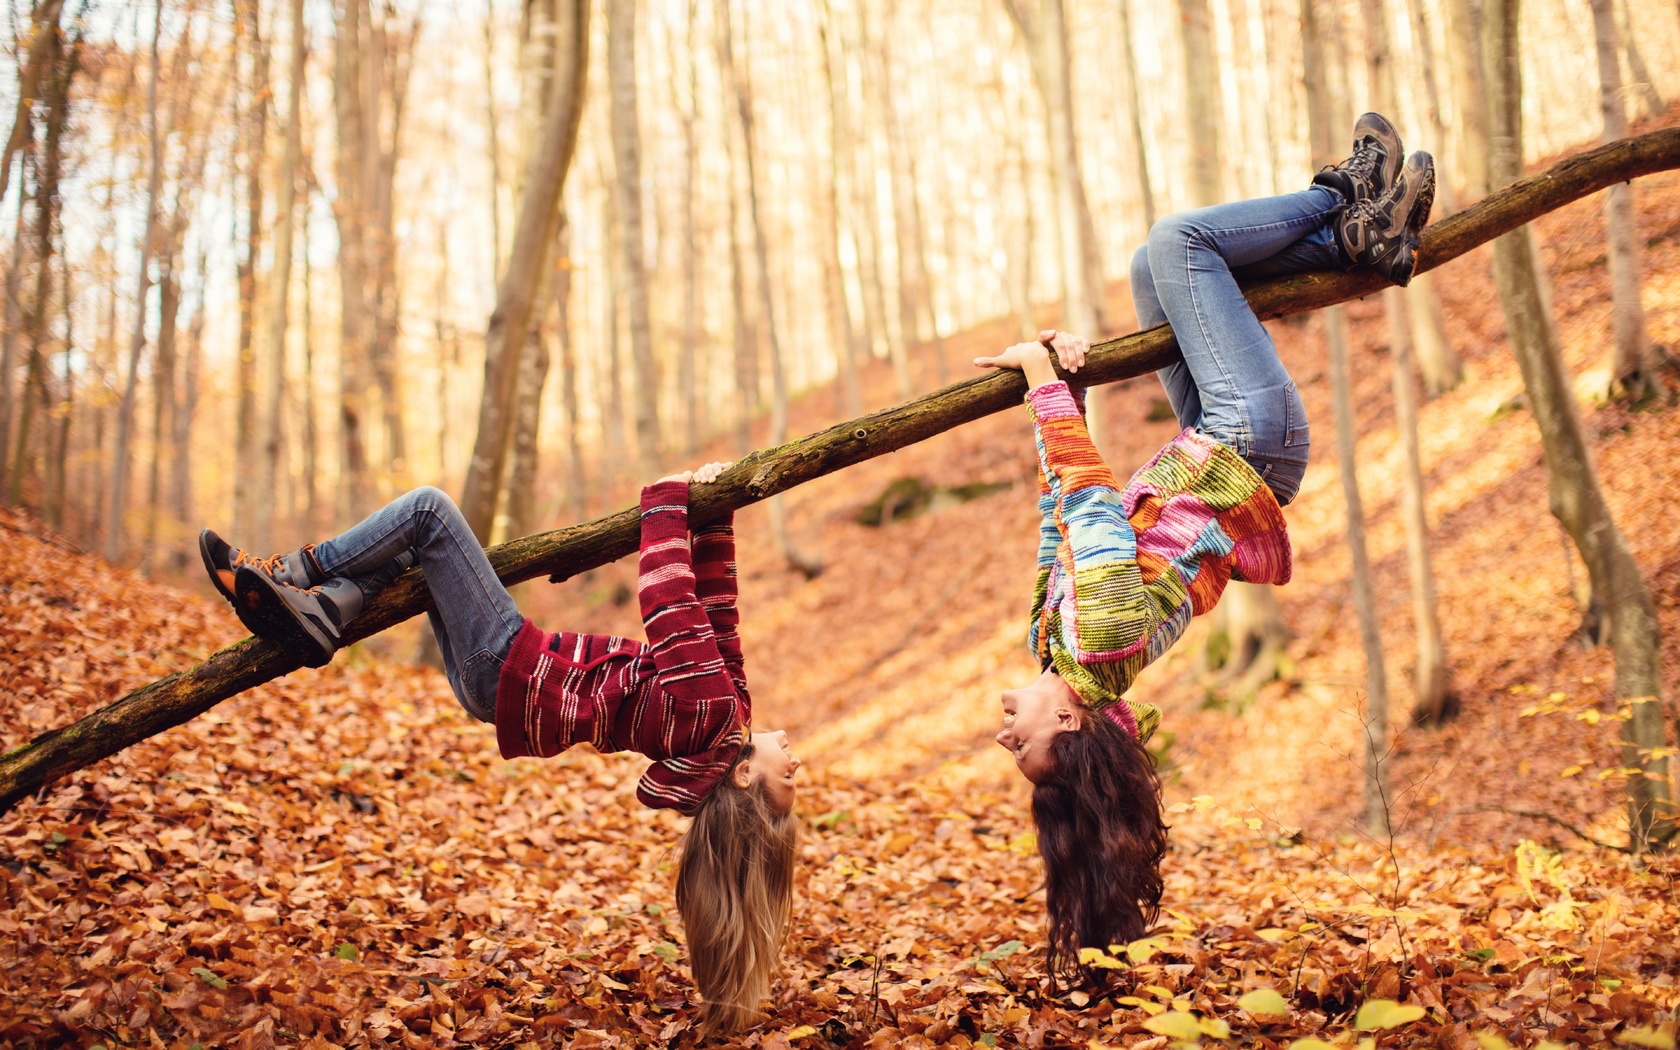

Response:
(459, 648), (504, 724)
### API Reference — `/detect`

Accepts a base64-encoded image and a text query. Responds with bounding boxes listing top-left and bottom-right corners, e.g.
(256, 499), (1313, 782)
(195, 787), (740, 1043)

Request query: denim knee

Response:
(1129, 244), (1161, 320)
(1146, 214), (1198, 273)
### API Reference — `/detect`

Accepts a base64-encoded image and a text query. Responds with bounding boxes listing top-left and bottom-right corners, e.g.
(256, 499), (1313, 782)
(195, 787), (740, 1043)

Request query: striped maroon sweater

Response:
(494, 481), (750, 813)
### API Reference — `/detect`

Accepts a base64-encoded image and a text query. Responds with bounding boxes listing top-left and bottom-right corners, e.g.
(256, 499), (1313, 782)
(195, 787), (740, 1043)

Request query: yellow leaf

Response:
(1288, 1041), (1340, 1050)
(1578, 710), (1601, 725)
(1000, 1007), (1030, 1025)
(205, 893), (237, 912)
(785, 1026), (818, 1040)
(1143, 984), (1176, 1000)
(1142, 1012), (1203, 1041)
(1127, 937), (1168, 964)
(1198, 1016), (1231, 1039)
(1617, 1028), (1677, 1050)
(1475, 1035), (1514, 1050)
(1244, 818), (1263, 830)
(1560, 764), (1584, 778)
(1237, 988), (1289, 1015)
(1355, 1000), (1426, 1031)
(1255, 928), (1290, 942)
(1078, 946), (1127, 970)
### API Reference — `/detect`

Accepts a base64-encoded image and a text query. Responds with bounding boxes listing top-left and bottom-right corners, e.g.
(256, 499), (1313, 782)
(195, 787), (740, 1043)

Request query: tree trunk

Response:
(725, 0), (821, 578)
(852, 5), (908, 399)
(171, 249), (207, 574)
(300, 195), (319, 531)
(1484, 0), (1672, 849)
(458, 0), (589, 544)
(1116, 0), (1155, 231)
(483, 0), (503, 277)
(555, 217), (587, 523)
(258, 0), (306, 554)
(678, 0), (708, 450)
(1589, 0), (1653, 406)
(1443, 0), (1489, 202)
(1330, 302), (1392, 838)
(819, 1), (861, 420)
(142, 248), (181, 574)
(607, 0), (661, 475)
(504, 268), (553, 542)
(233, 0), (267, 547)
(1361, 0), (1451, 726)
(0, 0), (65, 208)
(0, 143), (29, 502)
(1616, 0), (1664, 122)
(106, 0), (166, 564)
(1179, 0), (1224, 208)
(332, 0), (373, 520)
(9, 128), (1680, 814)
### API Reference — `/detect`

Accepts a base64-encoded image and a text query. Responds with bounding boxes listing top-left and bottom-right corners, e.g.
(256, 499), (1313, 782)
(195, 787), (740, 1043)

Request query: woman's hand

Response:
(655, 461), (733, 486)
(975, 330), (1089, 390)
(692, 461), (733, 484)
(972, 339), (1052, 373)
(1041, 330), (1089, 373)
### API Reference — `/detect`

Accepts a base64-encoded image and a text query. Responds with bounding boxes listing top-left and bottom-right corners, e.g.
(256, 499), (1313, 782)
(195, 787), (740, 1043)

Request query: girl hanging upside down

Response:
(973, 113), (1434, 982)
(198, 462), (796, 1036)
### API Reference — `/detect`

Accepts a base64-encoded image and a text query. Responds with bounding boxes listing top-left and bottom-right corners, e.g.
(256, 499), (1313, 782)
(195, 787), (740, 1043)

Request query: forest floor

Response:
(6, 121), (1680, 1047)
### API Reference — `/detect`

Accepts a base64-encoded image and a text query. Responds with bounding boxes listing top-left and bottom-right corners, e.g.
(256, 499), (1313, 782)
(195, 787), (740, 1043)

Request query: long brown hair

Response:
(675, 745), (800, 1036)
(1030, 710), (1168, 984)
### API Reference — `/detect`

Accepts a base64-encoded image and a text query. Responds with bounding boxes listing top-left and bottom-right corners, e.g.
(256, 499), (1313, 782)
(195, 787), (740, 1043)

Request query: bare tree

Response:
(1442, 0), (1489, 203)
(1589, 0), (1654, 405)
(818, 0), (861, 419)
(106, 0), (166, 563)
(1306, 0), (1390, 834)
(723, 0), (820, 577)
(607, 0), (660, 475)
(232, 0), (268, 544)
(1484, 0), (1672, 849)
(0, 0), (66, 208)
(1116, 0), (1154, 230)
(257, 0), (307, 554)
(676, 0), (712, 447)
(458, 0), (589, 544)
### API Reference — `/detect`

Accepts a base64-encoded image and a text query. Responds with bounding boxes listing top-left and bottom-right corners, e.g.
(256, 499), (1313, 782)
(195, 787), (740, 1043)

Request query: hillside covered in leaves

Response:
(6, 138), (1680, 1047)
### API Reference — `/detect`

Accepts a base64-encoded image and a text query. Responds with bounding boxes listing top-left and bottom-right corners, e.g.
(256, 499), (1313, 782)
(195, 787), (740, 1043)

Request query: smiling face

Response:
(734, 730), (799, 813)
(997, 669), (1084, 783)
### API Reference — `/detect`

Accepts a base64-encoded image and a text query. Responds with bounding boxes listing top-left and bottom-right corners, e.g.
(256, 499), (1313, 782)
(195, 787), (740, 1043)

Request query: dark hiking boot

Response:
(233, 567), (366, 667)
(1335, 150), (1435, 287)
(198, 528), (323, 603)
(1313, 112), (1404, 206)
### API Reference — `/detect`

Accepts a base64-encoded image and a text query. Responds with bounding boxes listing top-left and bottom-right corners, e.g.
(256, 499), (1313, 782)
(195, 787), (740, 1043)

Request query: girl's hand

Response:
(656, 471), (694, 485)
(972, 339), (1053, 373)
(692, 461), (733, 484)
(1041, 329), (1089, 373)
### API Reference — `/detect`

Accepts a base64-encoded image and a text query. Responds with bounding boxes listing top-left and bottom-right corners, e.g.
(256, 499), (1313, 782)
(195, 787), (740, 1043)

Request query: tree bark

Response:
(0, 186), (28, 502)
(1615, 0), (1664, 122)
(105, 0), (166, 564)
(457, 0), (589, 544)
(171, 248), (207, 574)
(607, 0), (661, 475)
(7, 128), (1680, 814)
(1589, 0), (1653, 406)
(1443, 0), (1489, 202)
(1484, 0), (1672, 849)
(678, 0), (708, 450)
(1178, 0), (1224, 208)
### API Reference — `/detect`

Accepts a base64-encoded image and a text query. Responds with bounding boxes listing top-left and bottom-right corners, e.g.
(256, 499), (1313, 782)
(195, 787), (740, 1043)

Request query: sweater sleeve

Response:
(637, 483), (747, 743)
(1026, 382), (1158, 683)
(690, 514), (750, 710)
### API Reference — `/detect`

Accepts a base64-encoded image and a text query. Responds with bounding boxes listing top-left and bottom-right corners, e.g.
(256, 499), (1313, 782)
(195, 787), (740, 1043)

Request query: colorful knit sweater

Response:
(1026, 382), (1292, 741)
(495, 481), (749, 813)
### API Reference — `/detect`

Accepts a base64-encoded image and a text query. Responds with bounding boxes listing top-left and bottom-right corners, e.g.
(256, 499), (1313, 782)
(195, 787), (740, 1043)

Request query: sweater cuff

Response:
(640, 480), (691, 518)
(1026, 381), (1080, 420)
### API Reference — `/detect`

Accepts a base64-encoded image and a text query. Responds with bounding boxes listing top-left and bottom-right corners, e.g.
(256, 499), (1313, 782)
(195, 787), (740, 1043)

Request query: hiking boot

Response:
(233, 567), (366, 667)
(1313, 112), (1403, 206)
(1335, 150), (1435, 287)
(198, 528), (323, 603)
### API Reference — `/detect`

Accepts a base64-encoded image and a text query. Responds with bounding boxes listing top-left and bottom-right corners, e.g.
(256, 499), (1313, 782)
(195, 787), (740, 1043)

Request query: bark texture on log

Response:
(3, 128), (1679, 816)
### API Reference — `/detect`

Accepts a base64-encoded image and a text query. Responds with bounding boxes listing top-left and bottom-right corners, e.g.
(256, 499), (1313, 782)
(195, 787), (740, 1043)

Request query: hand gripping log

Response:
(3, 128), (1679, 816)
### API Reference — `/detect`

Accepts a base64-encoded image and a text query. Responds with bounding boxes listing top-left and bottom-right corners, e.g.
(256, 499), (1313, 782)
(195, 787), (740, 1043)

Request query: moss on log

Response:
(3, 127), (1677, 816)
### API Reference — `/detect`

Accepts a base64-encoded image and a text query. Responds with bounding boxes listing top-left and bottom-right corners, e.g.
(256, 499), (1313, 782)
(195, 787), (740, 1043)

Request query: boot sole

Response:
(198, 529), (238, 603)
(233, 566), (337, 668)
(1390, 155), (1437, 287)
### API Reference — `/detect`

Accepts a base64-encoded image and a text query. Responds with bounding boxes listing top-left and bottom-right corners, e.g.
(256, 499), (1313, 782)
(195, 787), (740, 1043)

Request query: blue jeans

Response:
(1129, 186), (1341, 505)
(312, 486), (521, 723)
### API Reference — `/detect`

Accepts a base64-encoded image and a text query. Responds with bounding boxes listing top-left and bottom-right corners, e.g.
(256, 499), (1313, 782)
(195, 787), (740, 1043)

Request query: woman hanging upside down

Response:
(973, 113), (1433, 982)
(198, 462), (796, 1036)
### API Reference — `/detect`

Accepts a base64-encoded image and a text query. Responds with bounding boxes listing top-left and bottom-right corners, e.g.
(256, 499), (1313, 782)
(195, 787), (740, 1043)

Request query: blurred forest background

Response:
(1, 0), (1675, 560)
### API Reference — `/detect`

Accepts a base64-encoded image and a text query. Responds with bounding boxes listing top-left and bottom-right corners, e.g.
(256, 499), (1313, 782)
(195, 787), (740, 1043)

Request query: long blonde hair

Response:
(675, 746), (799, 1036)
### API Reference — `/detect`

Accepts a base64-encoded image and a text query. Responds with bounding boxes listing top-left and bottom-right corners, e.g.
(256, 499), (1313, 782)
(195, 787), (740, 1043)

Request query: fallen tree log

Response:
(3, 127), (1678, 816)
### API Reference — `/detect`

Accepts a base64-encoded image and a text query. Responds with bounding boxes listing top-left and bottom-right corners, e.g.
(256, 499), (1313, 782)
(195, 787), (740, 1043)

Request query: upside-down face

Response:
(996, 669), (1084, 783)
(734, 730), (799, 813)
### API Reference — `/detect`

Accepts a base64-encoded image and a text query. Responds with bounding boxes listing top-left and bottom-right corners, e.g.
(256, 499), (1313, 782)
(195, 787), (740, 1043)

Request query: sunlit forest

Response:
(4, 0), (1680, 1045)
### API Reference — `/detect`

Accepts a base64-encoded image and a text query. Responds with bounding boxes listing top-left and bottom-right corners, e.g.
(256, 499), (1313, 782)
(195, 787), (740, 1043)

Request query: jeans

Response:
(312, 486), (522, 723)
(1129, 186), (1342, 505)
